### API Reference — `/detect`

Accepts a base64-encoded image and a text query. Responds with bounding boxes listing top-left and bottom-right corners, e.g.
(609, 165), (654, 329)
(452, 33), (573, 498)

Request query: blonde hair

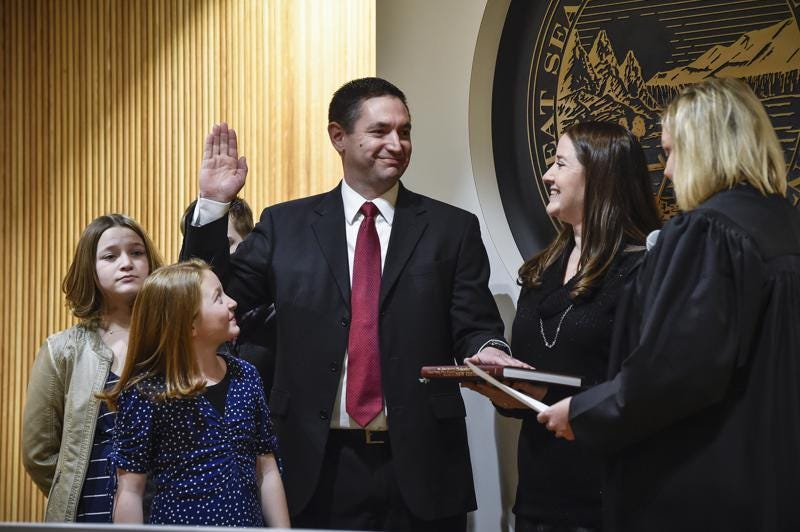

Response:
(101, 259), (211, 410)
(662, 77), (787, 211)
(63, 214), (163, 327)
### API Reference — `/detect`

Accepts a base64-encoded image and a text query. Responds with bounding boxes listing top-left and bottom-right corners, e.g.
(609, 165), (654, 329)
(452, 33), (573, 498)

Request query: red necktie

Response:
(347, 202), (383, 427)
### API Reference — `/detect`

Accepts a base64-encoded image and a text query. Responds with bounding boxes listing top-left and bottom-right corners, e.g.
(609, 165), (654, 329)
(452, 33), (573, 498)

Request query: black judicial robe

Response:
(570, 185), (800, 531)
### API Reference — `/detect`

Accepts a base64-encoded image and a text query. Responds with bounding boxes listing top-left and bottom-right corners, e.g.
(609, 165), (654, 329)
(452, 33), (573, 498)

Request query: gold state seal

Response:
(493, 0), (800, 257)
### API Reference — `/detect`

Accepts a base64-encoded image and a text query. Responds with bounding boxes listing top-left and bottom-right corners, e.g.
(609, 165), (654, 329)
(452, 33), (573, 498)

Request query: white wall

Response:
(377, 2), (523, 530)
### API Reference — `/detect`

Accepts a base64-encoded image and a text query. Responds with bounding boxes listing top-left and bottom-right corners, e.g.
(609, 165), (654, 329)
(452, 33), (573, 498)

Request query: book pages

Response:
(465, 360), (549, 412)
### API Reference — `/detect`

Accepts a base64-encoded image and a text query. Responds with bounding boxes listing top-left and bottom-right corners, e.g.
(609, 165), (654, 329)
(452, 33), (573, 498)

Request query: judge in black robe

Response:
(539, 78), (800, 531)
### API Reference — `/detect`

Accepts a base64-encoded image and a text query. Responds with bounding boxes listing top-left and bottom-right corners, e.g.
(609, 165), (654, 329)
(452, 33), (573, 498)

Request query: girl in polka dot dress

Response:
(101, 259), (290, 527)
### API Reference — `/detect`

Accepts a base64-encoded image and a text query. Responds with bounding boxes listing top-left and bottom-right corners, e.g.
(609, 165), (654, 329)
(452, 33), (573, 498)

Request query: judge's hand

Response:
(464, 346), (532, 368)
(199, 122), (248, 202)
(537, 397), (575, 441)
(462, 381), (547, 409)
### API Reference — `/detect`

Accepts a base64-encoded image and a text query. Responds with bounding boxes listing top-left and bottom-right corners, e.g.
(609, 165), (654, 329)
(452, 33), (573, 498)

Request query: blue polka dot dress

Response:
(109, 354), (278, 526)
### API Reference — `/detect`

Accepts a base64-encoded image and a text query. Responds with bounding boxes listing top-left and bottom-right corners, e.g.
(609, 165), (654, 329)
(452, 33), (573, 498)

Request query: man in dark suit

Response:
(181, 77), (522, 531)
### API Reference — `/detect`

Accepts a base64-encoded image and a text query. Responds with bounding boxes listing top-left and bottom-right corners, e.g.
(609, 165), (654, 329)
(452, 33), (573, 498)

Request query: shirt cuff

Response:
(478, 339), (512, 356)
(191, 197), (230, 227)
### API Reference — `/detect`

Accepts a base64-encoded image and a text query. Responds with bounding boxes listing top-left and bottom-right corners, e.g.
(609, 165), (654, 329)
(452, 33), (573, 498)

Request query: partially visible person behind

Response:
(181, 197), (277, 399)
(225, 196), (254, 252)
(540, 78), (800, 531)
(22, 214), (163, 522)
(466, 121), (661, 531)
(180, 196), (254, 254)
(102, 259), (290, 528)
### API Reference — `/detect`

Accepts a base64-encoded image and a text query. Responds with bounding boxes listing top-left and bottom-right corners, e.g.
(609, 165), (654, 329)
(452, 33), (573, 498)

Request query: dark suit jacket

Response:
(181, 182), (506, 520)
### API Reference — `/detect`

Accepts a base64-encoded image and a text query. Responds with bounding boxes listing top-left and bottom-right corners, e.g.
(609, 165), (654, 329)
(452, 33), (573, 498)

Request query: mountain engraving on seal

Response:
(649, 18), (799, 90)
(548, 8), (800, 216)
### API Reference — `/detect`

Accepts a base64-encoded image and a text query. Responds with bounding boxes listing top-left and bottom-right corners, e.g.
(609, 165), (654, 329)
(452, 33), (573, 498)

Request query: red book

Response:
(419, 364), (582, 387)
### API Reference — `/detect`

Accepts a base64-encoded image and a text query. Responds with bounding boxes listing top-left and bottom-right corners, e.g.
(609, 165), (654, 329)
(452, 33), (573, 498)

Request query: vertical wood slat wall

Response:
(0, 0), (375, 521)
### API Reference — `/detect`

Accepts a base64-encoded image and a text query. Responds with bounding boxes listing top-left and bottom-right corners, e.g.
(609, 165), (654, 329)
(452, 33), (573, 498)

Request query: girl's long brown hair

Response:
(519, 122), (661, 297)
(100, 259), (211, 410)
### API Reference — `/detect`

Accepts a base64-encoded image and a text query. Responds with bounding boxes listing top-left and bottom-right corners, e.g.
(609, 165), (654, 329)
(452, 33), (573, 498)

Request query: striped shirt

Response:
(75, 371), (118, 523)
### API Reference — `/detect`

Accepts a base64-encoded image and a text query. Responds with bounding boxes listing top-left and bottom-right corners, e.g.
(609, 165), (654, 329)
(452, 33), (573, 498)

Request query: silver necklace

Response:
(101, 326), (127, 336)
(539, 304), (573, 349)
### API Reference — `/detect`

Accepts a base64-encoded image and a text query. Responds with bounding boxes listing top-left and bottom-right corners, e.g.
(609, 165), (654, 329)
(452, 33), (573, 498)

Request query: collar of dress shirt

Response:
(341, 178), (398, 226)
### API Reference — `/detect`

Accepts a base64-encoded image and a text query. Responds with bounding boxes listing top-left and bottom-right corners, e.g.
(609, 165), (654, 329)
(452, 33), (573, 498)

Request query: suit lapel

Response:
(380, 184), (428, 308)
(311, 185), (351, 307)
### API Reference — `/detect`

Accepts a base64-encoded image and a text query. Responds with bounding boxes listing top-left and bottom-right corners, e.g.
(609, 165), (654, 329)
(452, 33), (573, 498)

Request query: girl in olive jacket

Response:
(22, 214), (161, 521)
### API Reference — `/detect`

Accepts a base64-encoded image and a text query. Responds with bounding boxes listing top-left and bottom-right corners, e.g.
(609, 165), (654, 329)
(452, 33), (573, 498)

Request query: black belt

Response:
(330, 428), (389, 445)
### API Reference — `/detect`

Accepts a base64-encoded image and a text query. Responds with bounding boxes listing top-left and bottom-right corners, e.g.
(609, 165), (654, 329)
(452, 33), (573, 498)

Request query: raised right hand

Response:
(199, 122), (248, 202)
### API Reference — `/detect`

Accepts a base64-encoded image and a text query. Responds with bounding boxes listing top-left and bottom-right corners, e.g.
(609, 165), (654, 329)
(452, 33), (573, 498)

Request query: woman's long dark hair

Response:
(519, 121), (661, 297)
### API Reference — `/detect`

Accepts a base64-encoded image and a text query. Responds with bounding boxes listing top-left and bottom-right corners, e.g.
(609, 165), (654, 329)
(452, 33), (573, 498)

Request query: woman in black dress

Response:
(468, 121), (661, 531)
(540, 78), (800, 531)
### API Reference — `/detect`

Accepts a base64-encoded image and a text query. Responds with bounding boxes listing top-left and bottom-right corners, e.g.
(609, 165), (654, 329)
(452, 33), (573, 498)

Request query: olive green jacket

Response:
(22, 325), (112, 521)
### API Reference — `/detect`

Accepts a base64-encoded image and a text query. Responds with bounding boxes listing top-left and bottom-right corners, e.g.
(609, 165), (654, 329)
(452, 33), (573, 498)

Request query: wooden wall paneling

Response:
(1, 0), (374, 520)
(2, 1), (9, 517)
(2, 0), (10, 517)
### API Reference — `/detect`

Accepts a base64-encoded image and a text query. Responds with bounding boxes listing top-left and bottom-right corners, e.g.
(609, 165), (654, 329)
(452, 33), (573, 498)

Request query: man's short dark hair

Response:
(328, 77), (408, 133)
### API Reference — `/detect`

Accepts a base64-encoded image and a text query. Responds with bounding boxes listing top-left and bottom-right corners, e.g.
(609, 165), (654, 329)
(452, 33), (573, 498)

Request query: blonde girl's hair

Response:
(62, 214), (163, 327)
(100, 259), (211, 410)
(662, 77), (787, 211)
